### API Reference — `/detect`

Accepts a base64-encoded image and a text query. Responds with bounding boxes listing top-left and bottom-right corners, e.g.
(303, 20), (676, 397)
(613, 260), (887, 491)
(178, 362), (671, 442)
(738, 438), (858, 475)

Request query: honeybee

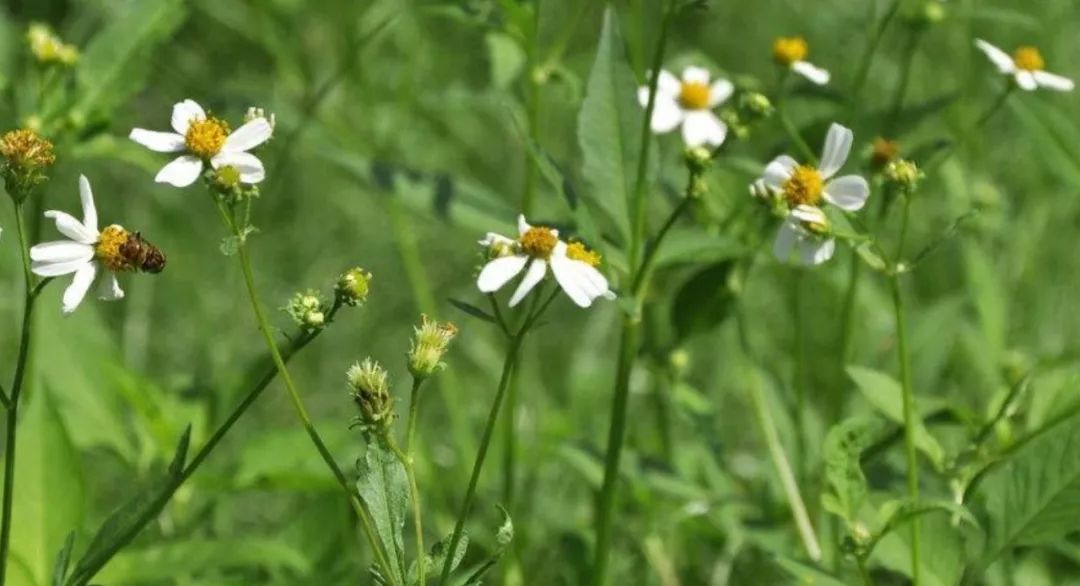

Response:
(119, 232), (166, 273)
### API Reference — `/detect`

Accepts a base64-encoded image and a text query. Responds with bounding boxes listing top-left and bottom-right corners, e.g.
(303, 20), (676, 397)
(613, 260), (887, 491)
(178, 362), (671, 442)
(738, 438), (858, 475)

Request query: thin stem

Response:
(438, 334), (523, 585)
(778, 109), (818, 164)
(388, 437), (424, 586)
(851, 0), (901, 103)
(219, 203), (395, 584)
(886, 29), (923, 136)
(405, 377), (423, 455)
(857, 556), (875, 586)
(632, 196), (692, 293)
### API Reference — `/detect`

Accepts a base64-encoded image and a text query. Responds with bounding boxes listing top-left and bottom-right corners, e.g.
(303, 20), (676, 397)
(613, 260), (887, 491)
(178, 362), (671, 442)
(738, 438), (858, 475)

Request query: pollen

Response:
(95, 225), (133, 272)
(678, 81), (711, 110)
(185, 117), (230, 159)
(773, 36), (809, 67)
(519, 226), (558, 259)
(1012, 46), (1045, 72)
(782, 165), (824, 207)
(566, 241), (602, 267)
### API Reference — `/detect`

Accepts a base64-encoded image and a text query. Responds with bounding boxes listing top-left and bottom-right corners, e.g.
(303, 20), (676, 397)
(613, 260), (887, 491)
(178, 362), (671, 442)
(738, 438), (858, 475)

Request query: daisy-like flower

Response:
(638, 67), (734, 148)
(974, 39), (1074, 92)
(129, 99), (274, 188)
(30, 176), (164, 314)
(476, 216), (615, 308)
(758, 123), (870, 265)
(773, 36), (830, 86)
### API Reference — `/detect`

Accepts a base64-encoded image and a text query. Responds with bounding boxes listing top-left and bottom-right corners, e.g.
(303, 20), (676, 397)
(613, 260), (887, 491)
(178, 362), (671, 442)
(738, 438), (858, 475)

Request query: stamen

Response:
(95, 225), (133, 272)
(1012, 46), (1045, 72)
(185, 117), (230, 159)
(678, 82), (711, 110)
(519, 226), (558, 259)
(782, 165), (824, 207)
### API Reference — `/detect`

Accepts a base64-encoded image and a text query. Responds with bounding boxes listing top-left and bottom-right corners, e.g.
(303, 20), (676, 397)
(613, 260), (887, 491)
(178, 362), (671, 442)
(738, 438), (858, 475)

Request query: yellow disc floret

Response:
(1012, 46), (1045, 72)
(678, 81), (711, 110)
(782, 165), (824, 207)
(95, 225), (132, 272)
(519, 226), (558, 259)
(566, 241), (602, 267)
(185, 117), (230, 159)
(773, 36), (809, 67)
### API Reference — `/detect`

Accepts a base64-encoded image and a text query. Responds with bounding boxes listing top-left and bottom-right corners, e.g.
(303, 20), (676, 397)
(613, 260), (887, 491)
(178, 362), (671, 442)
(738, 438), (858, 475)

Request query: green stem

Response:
(851, 0), (901, 103)
(886, 29), (923, 136)
(405, 377), (423, 455)
(438, 334), (524, 585)
(778, 109), (818, 164)
(857, 556), (875, 586)
(791, 269), (808, 489)
(219, 204), (395, 584)
(388, 436), (424, 586)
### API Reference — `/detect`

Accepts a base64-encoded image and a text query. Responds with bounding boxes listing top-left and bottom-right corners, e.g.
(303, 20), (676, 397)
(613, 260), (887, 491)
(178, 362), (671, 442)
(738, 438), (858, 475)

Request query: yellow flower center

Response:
(95, 225), (132, 272)
(678, 81), (711, 110)
(519, 226), (558, 259)
(185, 117), (230, 159)
(782, 165), (824, 207)
(773, 36), (809, 67)
(566, 241), (602, 267)
(1012, 46), (1045, 72)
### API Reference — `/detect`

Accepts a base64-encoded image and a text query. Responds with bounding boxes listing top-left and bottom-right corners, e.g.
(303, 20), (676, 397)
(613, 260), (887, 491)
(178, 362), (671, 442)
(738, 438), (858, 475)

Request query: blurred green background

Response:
(2, 0), (1080, 584)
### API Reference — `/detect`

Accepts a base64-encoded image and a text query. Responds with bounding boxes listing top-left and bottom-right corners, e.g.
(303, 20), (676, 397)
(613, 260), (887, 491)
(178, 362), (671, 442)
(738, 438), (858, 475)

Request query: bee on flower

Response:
(773, 36), (830, 86)
(638, 67), (734, 148)
(755, 123), (870, 266)
(129, 99), (274, 188)
(974, 39), (1074, 92)
(30, 176), (165, 314)
(477, 216), (615, 308)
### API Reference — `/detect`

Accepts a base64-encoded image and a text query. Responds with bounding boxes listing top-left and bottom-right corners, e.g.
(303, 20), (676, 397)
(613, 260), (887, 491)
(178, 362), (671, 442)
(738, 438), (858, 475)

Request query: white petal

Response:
(212, 151), (266, 184)
(477, 255), (528, 293)
(32, 258), (89, 277)
(479, 232), (515, 247)
(819, 123), (853, 179)
(681, 66), (710, 85)
(62, 263), (97, 315)
(791, 204), (827, 225)
(171, 99), (206, 135)
(508, 258), (547, 307)
(155, 155), (204, 187)
(792, 61), (830, 85)
(44, 211), (96, 244)
(549, 254), (593, 308)
(656, 70), (681, 96)
(98, 273), (125, 301)
(773, 220), (798, 263)
(641, 94), (684, 134)
(128, 129), (185, 153)
(799, 236), (836, 266)
(708, 78), (735, 107)
(29, 241), (94, 264)
(824, 175), (870, 211)
(222, 118), (273, 152)
(975, 39), (1016, 74)
(763, 155), (799, 191)
(681, 111), (727, 148)
(517, 215), (531, 236)
(1034, 71), (1075, 92)
(79, 175), (98, 234)
(1015, 71), (1038, 91)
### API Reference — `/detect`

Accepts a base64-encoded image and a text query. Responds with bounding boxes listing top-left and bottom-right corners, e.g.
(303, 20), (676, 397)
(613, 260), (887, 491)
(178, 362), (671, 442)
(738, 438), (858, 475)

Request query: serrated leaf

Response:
(847, 366), (945, 469)
(67, 426), (191, 586)
(577, 6), (654, 241)
(356, 442), (409, 586)
(823, 417), (887, 524)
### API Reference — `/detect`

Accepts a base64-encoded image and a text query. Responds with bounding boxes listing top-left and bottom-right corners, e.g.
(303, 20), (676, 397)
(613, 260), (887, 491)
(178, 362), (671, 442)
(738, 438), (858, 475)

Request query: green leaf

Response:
(670, 261), (736, 341)
(822, 417), (887, 524)
(67, 427), (191, 586)
(409, 532), (469, 585)
(974, 410), (1080, 570)
(577, 6), (654, 241)
(71, 0), (188, 123)
(485, 32), (526, 90)
(847, 366), (946, 469)
(873, 513), (967, 586)
(94, 538), (311, 582)
(51, 532), (75, 586)
(729, 545), (846, 586)
(869, 499), (978, 556)
(7, 389), (85, 586)
(356, 442), (409, 586)
(448, 299), (496, 324)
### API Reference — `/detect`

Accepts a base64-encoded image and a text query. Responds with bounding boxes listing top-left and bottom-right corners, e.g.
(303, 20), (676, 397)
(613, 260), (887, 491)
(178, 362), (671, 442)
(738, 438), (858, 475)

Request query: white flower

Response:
(476, 215), (615, 308)
(773, 36), (830, 86)
(129, 99), (274, 188)
(757, 123), (870, 266)
(30, 176), (126, 314)
(638, 67), (734, 147)
(974, 39), (1074, 92)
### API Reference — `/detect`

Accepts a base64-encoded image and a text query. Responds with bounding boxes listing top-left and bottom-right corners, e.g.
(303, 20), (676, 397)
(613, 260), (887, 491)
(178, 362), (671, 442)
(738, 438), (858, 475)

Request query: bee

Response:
(119, 232), (166, 273)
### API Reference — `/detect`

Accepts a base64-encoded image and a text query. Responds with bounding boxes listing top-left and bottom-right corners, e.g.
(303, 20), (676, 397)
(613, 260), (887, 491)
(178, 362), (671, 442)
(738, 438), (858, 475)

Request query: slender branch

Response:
(387, 436), (424, 586)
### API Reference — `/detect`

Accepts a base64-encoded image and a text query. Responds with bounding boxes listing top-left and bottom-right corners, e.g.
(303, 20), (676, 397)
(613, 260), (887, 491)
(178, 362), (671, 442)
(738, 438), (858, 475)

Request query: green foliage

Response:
(355, 442), (409, 585)
(821, 416), (885, 525)
(847, 365), (946, 470)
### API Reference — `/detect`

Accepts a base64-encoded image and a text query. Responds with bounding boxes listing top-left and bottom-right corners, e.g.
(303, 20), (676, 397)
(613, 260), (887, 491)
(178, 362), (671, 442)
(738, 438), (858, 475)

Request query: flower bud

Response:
(27, 23), (79, 66)
(683, 146), (713, 174)
(738, 92), (774, 120)
(335, 267), (372, 307)
(883, 159), (923, 193)
(0, 129), (55, 198)
(408, 314), (458, 380)
(286, 290), (328, 332)
(348, 358), (395, 434)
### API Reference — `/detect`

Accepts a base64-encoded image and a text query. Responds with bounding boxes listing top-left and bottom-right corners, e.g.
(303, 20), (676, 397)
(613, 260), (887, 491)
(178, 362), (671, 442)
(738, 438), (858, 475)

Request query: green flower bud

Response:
(738, 92), (774, 120)
(348, 358), (395, 434)
(335, 267), (372, 307)
(407, 314), (458, 380)
(286, 290), (328, 332)
(883, 159), (923, 193)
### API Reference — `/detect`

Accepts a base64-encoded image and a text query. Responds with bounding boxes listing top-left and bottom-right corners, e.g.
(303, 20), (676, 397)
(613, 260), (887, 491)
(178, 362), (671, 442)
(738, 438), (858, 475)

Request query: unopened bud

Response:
(286, 290), (328, 331)
(348, 358), (394, 434)
(27, 23), (79, 66)
(883, 159), (923, 192)
(739, 92), (774, 120)
(408, 314), (458, 379)
(336, 267), (372, 306)
(683, 146), (712, 174)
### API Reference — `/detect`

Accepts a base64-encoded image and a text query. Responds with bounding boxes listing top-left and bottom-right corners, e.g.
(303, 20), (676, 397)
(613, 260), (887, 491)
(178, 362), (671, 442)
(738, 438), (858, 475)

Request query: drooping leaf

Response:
(729, 545), (846, 586)
(485, 32), (526, 90)
(822, 417), (887, 524)
(356, 442), (409, 586)
(462, 507), (515, 585)
(671, 261), (736, 341)
(448, 299), (496, 324)
(7, 389), (84, 586)
(847, 366), (946, 469)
